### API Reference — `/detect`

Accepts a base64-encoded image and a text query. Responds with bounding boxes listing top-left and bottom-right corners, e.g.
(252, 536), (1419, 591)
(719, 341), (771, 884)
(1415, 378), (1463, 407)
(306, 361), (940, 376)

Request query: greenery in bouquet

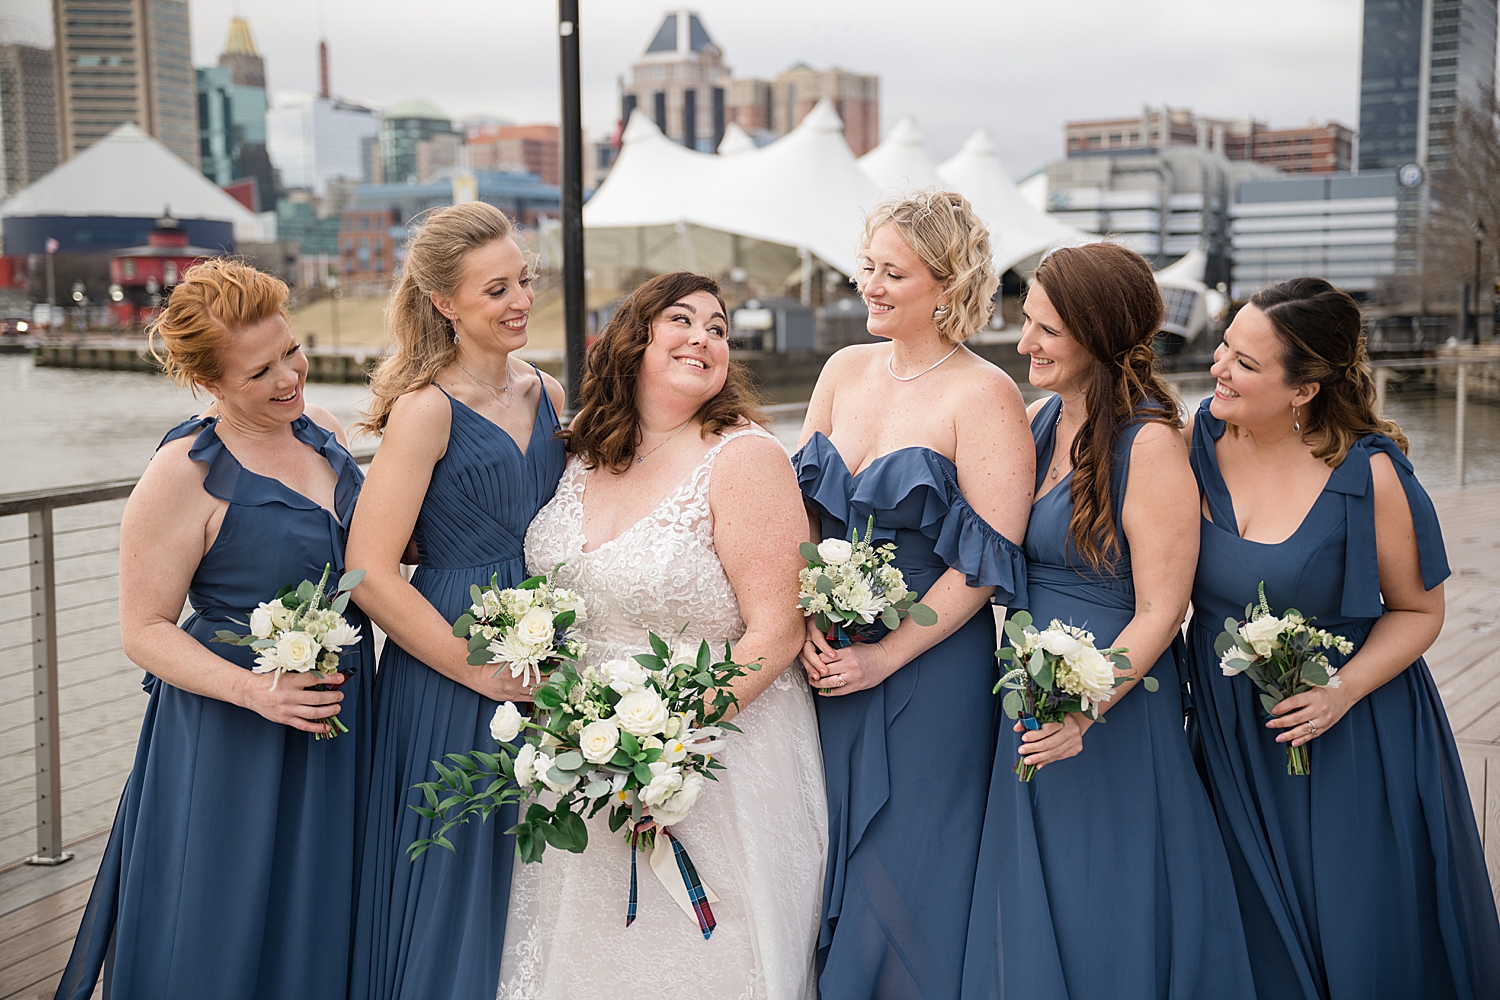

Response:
(799, 515), (937, 647)
(407, 630), (761, 863)
(453, 570), (587, 687)
(1215, 581), (1353, 776)
(210, 564), (365, 739)
(994, 610), (1153, 781)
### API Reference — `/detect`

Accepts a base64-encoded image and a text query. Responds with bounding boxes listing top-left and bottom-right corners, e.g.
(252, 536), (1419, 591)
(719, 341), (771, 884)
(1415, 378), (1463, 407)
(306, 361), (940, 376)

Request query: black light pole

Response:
(1474, 218), (1486, 344)
(559, 0), (586, 413)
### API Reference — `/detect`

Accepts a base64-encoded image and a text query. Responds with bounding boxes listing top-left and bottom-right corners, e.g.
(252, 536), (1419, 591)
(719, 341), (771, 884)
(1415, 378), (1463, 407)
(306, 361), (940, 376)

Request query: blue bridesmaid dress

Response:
(961, 395), (1255, 1000)
(350, 380), (564, 1000)
(793, 432), (1026, 1000)
(55, 415), (375, 1000)
(1185, 397), (1500, 1000)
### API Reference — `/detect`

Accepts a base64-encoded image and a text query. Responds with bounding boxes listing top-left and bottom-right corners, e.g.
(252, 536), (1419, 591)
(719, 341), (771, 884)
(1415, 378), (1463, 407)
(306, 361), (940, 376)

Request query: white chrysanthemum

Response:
(1219, 649), (1250, 676)
(833, 579), (884, 624)
(321, 619), (360, 651)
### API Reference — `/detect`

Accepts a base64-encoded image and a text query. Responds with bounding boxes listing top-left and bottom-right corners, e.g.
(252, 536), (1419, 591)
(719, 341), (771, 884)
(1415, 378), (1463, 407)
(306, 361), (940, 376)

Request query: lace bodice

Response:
(524, 427), (769, 665)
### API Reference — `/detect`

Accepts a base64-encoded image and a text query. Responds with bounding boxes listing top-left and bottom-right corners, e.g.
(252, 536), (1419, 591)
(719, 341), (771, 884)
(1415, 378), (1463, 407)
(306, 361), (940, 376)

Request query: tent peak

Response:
(798, 99), (844, 134)
(960, 127), (997, 157)
(718, 121), (756, 156)
(622, 108), (667, 145)
(885, 116), (924, 146)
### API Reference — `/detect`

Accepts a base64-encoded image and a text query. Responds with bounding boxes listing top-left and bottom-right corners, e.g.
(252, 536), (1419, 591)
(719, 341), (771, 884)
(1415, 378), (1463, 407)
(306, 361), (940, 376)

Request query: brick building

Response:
(339, 206), (399, 283)
(466, 124), (560, 186)
(1065, 106), (1353, 174)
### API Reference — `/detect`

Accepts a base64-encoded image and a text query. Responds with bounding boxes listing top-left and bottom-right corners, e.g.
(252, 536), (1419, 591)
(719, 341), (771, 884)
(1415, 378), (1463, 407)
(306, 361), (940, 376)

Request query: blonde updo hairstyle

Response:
(359, 202), (519, 436)
(856, 190), (998, 345)
(148, 257), (291, 391)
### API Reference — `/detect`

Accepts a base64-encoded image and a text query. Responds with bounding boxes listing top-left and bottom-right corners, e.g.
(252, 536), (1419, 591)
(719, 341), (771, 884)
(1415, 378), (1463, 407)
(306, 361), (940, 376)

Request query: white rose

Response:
(615, 688), (669, 737)
(1068, 646), (1117, 704)
(515, 607), (555, 647)
(274, 631), (320, 673)
(651, 770), (706, 826)
(267, 601), (294, 630)
(817, 538), (854, 564)
(1038, 629), (1083, 659)
(579, 719), (621, 764)
(249, 604), (275, 639)
(1238, 615), (1285, 659)
(490, 702), (523, 742)
(601, 658), (650, 695)
(513, 743), (539, 787)
(640, 761), (683, 809)
(321, 619), (360, 651)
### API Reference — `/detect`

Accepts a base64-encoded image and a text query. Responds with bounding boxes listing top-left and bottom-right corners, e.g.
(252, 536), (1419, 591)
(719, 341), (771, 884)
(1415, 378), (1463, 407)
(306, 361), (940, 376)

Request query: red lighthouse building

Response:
(109, 213), (223, 325)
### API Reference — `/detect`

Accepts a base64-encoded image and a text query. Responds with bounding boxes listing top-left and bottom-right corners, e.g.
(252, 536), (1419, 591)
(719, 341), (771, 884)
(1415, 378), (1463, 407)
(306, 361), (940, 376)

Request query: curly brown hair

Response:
(1249, 278), (1408, 466)
(1031, 243), (1181, 573)
(564, 272), (765, 472)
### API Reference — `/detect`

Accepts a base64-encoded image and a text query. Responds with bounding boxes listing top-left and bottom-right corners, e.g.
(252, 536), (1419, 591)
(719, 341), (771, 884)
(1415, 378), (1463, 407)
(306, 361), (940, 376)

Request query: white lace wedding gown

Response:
(498, 427), (827, 1000)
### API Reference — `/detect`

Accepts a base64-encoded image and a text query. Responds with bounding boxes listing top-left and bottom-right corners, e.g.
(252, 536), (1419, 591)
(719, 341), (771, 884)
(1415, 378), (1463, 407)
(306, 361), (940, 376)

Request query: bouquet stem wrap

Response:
(626, 824), (719, 938)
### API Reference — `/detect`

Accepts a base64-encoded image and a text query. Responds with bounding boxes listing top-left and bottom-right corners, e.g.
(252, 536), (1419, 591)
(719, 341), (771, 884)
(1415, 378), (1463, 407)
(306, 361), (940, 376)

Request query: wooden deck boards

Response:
(0, 487), (1495, 995)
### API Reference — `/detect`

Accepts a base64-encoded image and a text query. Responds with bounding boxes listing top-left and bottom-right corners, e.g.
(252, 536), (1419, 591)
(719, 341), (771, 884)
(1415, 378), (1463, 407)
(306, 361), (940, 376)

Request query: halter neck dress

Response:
(1185, 397), (1500, 1000)
(961, 395), (1254, 1000)
(350, 377), (565, 1000)
(55, 414), (375, 1000)
(794, 432), (1026, 1000)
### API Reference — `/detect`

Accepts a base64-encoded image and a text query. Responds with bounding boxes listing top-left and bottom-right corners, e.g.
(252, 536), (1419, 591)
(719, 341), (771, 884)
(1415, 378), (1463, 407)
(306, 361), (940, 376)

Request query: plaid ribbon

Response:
(626, 827), (642, 927)
(665, 828), (716, 940)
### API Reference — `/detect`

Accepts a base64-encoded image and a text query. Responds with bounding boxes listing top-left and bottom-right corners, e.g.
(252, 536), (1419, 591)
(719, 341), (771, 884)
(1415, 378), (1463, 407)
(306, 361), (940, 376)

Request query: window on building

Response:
(622, 93), (638, 126)
(682, 88), (696, 148)
(653, 91), (666, 131)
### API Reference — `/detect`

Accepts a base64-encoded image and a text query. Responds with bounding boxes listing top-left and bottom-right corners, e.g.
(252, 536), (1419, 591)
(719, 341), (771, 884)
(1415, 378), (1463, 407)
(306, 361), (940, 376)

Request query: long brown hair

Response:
(1249, 278), (1407, 465)
(565, 271), (764, 471)
(1031, 243), (1180, 572)
(357, 202), (517, 436)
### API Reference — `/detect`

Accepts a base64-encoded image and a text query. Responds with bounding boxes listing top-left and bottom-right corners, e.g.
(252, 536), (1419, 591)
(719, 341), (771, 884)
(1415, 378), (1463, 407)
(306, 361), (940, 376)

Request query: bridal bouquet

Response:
(799, 516), (936, 647)
(408, 631), (761, 938)
(453, 571), (587, 688)
(994, 611), (1154, 781)
(1215, 582), (1353, 776)
(210, 564), (365, 739)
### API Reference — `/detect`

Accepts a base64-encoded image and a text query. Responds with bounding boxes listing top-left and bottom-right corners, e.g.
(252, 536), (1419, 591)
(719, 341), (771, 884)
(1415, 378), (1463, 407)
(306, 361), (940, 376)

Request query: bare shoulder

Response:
(302, 403), (347, 444)
(1180, 409), (1197, 444)
(1025, 396), (1050, 421)
(130, 434), (213, 513)
(386, 384), (453, 435)
(951, 350), (1024, 407)
(713, 426), (793, 477)
(1368, 449), (1407, 509)
(821, 342), (884, 379)
(1131, 419), (1188, 457)
(538, 369), (566, 414)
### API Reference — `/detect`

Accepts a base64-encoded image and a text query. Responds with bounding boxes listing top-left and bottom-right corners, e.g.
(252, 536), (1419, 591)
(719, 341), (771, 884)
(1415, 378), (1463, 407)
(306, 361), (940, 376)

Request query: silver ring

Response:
(1307, 722), (1317, 736)
(835, 675), (846, 688)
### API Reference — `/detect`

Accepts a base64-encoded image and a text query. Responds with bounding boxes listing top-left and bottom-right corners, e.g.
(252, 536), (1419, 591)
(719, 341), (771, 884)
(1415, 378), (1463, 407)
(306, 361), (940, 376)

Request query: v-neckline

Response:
(1202, 421), (1336, 546)
(213, 416), (348, 524)
(574, 446), (715, 554)
(441, 379), (545, 459)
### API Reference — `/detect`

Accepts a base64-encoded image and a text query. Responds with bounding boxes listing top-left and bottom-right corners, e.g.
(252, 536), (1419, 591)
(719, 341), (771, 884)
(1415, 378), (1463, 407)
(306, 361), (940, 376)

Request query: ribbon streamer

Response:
(624, 825), (719, 938)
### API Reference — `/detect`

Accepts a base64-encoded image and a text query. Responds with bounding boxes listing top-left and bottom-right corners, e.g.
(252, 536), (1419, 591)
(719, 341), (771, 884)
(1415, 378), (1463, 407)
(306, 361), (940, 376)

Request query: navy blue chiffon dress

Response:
(350, 382), (564, 1000)
(961, 395), (1255, 1000)
(1185, 398), (1500, 1000)
(794, 432), (1026, 1000)
(56, 415), (375, 1000)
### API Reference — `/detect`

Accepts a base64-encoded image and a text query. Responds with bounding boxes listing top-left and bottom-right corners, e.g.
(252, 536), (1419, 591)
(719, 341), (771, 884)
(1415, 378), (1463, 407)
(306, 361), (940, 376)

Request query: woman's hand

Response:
(462, 662), (537, 704)
(1268, 685), (1353, 748)
(808, 641), (896, 696)
(238, 670), (347, 734)
(1015, 713), (1092, 769)
(799, 619), (838, 683)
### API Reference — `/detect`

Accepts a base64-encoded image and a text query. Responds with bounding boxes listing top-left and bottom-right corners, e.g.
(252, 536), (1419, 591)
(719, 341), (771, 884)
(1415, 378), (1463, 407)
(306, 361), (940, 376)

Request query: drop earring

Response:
(1293, 406), (1301, 433)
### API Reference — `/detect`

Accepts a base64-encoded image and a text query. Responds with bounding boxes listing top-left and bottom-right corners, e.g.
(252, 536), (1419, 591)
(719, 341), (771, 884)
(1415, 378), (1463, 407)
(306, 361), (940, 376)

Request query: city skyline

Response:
(6, 0), (1374, 177)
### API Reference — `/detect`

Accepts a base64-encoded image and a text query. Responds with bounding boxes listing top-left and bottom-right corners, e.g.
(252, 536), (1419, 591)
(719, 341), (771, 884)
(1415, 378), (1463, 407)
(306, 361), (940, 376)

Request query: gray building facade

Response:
(0, 43), (58, 199)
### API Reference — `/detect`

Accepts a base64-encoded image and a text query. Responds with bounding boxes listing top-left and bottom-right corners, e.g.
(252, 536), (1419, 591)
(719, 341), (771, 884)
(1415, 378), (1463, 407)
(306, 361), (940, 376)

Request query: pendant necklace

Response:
(457, 358), (514, 408)
(888, 344), (960, 382)
(1049, 409), (1066, 480)
(636, 419), (693, 463)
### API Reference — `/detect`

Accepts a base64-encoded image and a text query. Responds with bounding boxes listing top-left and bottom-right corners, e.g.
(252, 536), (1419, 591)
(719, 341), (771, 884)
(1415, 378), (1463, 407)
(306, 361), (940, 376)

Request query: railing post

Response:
(27, 508), (71, 865)
(1454, 362), (1467, 490)
(1374, 366), (1388, 418)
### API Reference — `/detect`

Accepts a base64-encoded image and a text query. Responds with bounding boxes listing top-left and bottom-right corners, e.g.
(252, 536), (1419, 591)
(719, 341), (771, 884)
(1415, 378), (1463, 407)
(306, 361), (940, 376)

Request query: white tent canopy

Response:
(585, 100), (879, 277)
(937, 128), (1082, 275)
(717, 122), (757, 156)
(0, 123), (267, 241)
(857, 116), (942, 194)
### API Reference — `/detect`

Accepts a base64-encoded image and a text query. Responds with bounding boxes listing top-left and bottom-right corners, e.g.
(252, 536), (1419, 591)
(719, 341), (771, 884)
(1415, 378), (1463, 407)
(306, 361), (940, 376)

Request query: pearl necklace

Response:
(887, 344), (960, 382)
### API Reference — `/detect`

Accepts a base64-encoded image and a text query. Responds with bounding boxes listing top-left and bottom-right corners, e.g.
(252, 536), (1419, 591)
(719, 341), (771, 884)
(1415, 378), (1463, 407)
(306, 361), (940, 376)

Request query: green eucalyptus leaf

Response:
(337, 569), (365, 591)
(1142, 676), (1159, 692)
(471, 584), (485, 605)
(467, 649), (492, 667)
(554, 751), (584, 771)
(453, 613), (477, 638)
(907, 603), (938, 627)
(881, 607), (901, 630)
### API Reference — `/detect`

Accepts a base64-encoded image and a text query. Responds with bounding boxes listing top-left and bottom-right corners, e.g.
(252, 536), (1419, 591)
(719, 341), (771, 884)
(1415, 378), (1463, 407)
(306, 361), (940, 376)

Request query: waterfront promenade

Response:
(0, 482), (1496, 999)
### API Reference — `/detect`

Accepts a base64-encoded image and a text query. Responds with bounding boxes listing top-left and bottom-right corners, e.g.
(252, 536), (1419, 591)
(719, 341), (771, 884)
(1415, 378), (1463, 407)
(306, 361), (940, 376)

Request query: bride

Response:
(498, 272), (827, 999)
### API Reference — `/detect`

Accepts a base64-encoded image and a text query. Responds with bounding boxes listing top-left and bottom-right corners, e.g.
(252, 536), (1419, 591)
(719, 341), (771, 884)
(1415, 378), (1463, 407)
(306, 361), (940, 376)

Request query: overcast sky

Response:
(8, 0), (1368, 176)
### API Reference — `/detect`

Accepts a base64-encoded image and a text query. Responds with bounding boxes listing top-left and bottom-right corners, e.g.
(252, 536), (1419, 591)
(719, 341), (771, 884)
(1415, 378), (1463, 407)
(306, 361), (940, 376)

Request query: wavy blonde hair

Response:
(856, 190), (998, 344)
(148, 257), (291, 391)
(357, 202), (518, 436)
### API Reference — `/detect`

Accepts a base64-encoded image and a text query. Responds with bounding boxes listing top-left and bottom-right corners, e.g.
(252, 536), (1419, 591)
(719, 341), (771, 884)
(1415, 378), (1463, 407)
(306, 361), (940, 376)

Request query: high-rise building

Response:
(1358, 0), (1498, 172)
(0, 43), (58, 198)
(265, 40), (379, 198)
(769, 64), (880, 156)
(378, 99), (454, 185)
(1065, 107), (1354, 174)
(52, 0), (199, 168)
(197, 65), (235, 186)
(619, 10), (730, 152)
(467, 124), (560, 185)
(211, 17), (274, 209)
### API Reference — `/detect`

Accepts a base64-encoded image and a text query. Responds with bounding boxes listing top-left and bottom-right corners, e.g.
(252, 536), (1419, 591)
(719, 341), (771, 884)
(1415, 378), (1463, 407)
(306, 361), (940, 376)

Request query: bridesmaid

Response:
(961, 243), (1255, 999)
(793, 191), (1034, 999)
(1185, 278), (1500, 999)
(56, 259), (374, 999)
(346, 202), (566, 1000)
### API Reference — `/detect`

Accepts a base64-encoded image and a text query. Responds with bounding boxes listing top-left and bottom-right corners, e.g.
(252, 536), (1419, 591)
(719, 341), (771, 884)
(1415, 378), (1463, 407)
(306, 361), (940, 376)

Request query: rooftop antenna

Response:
(318, 1), (330, 99)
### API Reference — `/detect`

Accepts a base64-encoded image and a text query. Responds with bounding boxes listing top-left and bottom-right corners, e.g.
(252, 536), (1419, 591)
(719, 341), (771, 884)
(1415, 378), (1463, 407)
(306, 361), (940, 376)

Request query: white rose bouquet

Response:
(799, 515), (937, 648)
(1214, 581), (1353, 776)
(407, 630), (761, 937)
(210, 564), (365, 740)
(993, 610), (1154, 781)
(452, 570), (587, 688)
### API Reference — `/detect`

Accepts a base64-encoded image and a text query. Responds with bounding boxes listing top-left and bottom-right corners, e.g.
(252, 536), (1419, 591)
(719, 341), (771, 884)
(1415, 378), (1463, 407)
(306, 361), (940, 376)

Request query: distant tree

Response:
(1417, 92), (1499, 321)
